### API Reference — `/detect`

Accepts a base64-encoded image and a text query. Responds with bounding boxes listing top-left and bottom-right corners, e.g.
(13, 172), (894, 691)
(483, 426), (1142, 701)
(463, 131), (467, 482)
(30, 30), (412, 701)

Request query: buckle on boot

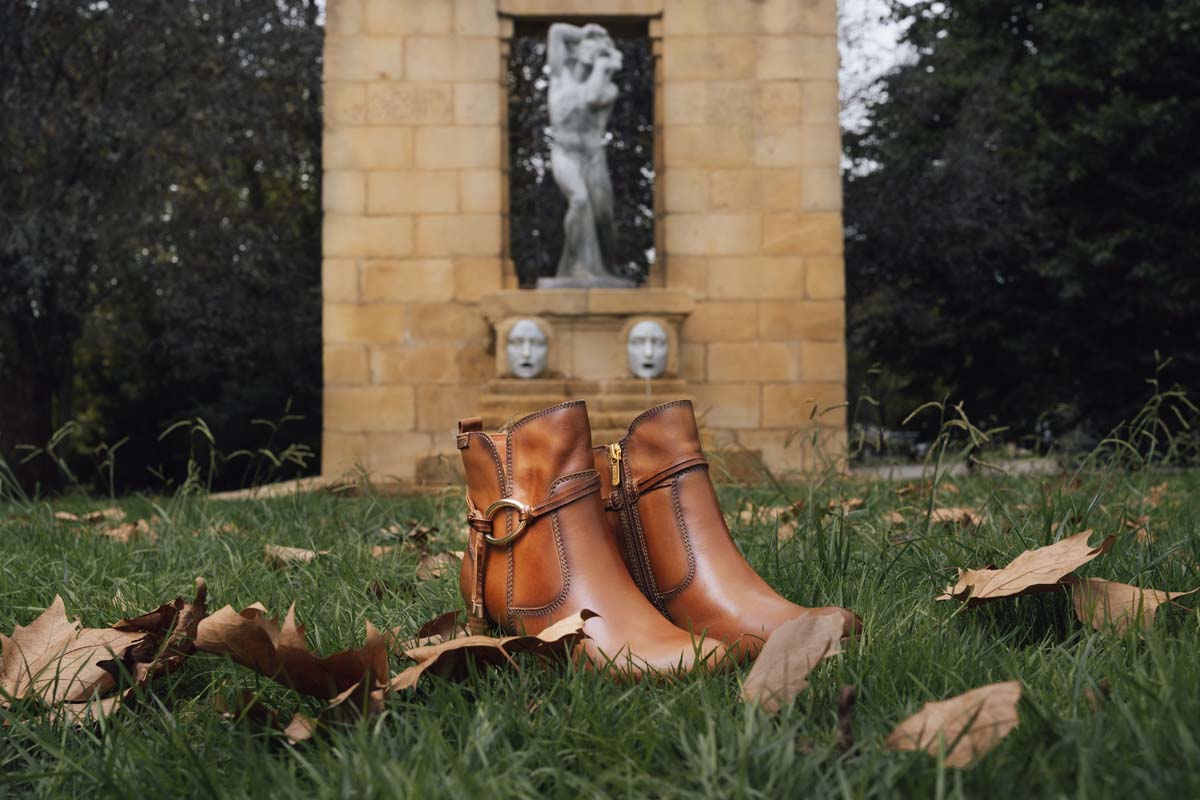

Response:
(481, 498), (531, 545)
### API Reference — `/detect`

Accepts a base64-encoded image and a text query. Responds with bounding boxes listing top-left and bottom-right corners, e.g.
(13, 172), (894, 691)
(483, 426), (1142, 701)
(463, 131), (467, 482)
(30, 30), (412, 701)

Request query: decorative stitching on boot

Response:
(508, 470), (589, 617)
(654, 468), (700, 603)
(623, 399), (695, 441)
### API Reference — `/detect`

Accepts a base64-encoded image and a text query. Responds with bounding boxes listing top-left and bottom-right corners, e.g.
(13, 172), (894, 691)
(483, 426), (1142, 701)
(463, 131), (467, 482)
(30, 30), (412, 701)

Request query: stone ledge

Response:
(480, 287), (695, 323)
(498, 0), (664, 17)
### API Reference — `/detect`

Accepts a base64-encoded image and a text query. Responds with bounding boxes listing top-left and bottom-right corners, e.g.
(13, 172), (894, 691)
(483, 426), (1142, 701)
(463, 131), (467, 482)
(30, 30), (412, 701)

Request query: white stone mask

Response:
(506, 319), (548, 379)
(627, 320), (668, 379)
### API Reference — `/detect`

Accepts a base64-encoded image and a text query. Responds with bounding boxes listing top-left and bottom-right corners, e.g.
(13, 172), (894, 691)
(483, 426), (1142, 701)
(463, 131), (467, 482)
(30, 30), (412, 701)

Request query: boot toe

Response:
(578, 619), (729, 680)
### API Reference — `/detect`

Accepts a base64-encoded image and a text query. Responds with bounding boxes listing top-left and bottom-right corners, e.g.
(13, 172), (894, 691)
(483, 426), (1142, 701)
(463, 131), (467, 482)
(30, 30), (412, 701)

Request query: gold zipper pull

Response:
(608, 443), (622, 486)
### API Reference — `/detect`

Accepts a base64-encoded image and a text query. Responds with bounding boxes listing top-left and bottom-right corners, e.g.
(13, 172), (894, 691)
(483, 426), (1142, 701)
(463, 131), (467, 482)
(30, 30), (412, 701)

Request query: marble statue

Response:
(506, 319), (549, 378)
(537, 22), (636, 289)
(626, 320), (668, 379)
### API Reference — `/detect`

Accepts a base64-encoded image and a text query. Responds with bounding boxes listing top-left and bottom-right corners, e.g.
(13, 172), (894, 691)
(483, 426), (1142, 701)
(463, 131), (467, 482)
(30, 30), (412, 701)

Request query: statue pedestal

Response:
(536, 275), (638, 289)
(414, 287), (768, 485)
(480, 287), (695, 438)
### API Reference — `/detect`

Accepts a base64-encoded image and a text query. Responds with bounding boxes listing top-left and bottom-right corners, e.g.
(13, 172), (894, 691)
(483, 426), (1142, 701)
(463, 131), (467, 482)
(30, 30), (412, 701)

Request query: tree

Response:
(1, 0), (323, 491)
(845, 0), (1200, 443)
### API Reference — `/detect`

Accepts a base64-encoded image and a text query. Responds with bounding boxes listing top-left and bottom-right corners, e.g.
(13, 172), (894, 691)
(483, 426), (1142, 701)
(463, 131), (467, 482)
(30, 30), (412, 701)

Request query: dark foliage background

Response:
(0, 0), (323, 492)
(844, 0), (1200, 447)
(507, 21), (655, 286)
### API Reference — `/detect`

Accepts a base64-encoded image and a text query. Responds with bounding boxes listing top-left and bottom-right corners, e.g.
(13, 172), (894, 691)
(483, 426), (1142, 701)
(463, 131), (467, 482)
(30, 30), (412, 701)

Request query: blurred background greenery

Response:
(2, 0), (1197, 494)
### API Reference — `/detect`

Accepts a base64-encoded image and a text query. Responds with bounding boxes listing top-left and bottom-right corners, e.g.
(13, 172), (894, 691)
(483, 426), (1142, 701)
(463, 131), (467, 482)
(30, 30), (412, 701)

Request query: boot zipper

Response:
(608, 442), (662, 609)
(607, 443), (623, 487)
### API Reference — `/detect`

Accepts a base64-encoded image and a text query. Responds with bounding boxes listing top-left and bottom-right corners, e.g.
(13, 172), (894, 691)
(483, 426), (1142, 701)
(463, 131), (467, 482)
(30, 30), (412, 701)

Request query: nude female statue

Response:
(537, 22), (635, 288)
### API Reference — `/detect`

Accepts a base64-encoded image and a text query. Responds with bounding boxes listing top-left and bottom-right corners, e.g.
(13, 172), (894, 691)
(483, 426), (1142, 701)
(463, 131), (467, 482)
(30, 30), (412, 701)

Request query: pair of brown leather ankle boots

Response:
(456, 399), (859, 678)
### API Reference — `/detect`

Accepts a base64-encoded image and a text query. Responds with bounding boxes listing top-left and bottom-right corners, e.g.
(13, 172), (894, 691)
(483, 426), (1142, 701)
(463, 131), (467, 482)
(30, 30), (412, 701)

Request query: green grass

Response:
(2, 469), (1198, 799)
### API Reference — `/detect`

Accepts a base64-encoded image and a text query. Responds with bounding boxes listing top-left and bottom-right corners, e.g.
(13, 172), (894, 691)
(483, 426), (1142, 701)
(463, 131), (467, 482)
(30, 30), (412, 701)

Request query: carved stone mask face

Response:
(506, 319), (548, 379)
(627, 320), (668, 379)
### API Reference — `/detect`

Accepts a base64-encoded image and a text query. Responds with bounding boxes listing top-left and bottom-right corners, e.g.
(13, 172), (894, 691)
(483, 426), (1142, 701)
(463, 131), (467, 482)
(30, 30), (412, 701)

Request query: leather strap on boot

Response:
(462, 470), (601, 633)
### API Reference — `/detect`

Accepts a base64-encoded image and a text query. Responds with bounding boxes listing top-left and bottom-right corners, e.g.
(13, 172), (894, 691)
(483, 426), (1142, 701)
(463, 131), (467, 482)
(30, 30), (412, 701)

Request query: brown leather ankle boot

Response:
(456, 400), (726, 678)
(593, 400), (861, 659)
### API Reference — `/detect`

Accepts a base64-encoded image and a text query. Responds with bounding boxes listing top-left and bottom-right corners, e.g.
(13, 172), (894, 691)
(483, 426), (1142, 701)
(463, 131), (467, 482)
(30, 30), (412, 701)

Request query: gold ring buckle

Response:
(482, 498), (531, 545)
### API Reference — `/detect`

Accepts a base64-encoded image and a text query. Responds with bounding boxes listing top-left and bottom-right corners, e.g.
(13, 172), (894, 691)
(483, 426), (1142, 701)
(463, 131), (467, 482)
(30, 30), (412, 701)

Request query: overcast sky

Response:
(839, 0), (909, 132)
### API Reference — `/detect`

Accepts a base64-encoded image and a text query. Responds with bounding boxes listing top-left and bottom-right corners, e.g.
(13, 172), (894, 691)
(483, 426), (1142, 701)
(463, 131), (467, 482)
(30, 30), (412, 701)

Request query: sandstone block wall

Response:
(322, 0), (847, 479)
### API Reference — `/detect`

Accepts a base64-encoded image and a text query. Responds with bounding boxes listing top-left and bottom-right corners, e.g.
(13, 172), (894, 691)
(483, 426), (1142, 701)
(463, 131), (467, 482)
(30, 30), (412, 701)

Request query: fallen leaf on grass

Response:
(0, 597), (144, 706)
(370, 545), (397, 558)
(378, 519), (439, 550)
(929, 507), (986, 526)
(54, 508), (125, 524)
(390, 610), (597, 691)
(1145, 481), (1169, 508)
(216, 689), (317, 744)
(100, 518), (159, 544)
(195, 603), (387, 699)
(885, 680), (1021, 768)
(196, 522), (239, 537)
(827, 497), (864, 514)
(897, 481), (959, 497)
(740, 612), (844, 713)
(264, 544), (330, 568)
(1123, 515), (1154, 544)
(937, 529), (1116, 603)
(882, 511), (905, 525)
(777, 522), (796, 542)
(1084, 678), (1111, 712)
(388, 610), (470, 653)
(416, 551), (462, 580)
(835, 684), (857, 754)
(110, 577), (208, 691)
(1070, 578), (1199, 635)
(1, 580), (208, 722)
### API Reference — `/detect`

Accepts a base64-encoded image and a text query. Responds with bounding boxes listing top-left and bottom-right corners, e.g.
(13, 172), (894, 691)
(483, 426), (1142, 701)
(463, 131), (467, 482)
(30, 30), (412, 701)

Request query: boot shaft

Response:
(457, 401), (623, 632)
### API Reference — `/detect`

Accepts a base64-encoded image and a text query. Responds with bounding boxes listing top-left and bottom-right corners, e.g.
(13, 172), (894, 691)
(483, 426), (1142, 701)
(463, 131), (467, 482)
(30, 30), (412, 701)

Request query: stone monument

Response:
(537, 22), (635, 289)
(320, 0), (849, 482)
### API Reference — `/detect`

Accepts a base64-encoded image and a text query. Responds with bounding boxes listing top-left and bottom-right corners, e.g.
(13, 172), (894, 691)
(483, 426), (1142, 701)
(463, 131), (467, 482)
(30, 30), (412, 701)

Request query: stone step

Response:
(479, 392), (693, 415)
(415, 446), (767, 486)
(485, 378), (570, 395)
(565, 379), (690, 395)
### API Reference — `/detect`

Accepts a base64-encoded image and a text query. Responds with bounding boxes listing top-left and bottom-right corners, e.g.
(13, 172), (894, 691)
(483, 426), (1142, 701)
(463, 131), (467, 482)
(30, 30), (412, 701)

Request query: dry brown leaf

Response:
(54, 508), (125, 524)
(196, 522), (239, 537)
(1123, 515), (1154, 544)
(195, 603), (388, 699)
(1083, 678), (1111, 712)
(1, 580), (207, 722)
(829, 497), (864, 513)
(216, 689), (317, 744)
(390, 609), (597, 691)
(1070, 578), (1199, 635)
(377, 519), (439, 550)
(100, 518), (159, 544)
(264, 544), (329, 569)
(416, 551), (463, 580)
(882, 511), (905, 525)
(886, 680), (1021, 768)
(740, 611), (844, 713)
(109, 577), (208, 692)
(1146, 481), (1169, 508)
(0, 597), (144, 706)
(897, 481), (959, 497)
(929, 507), (986, 526)
(389, 610), (470, 653)
(938, 529), (1116, 603)
(835, 684), (857, 754)
(370, 545), (397, 558)
(777, 522), (796, 542)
